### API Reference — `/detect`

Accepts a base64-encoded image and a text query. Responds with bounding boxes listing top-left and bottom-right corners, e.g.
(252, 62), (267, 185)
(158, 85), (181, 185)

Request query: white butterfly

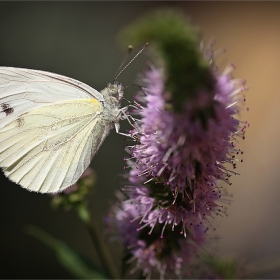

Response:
(0, 67), (126, 193)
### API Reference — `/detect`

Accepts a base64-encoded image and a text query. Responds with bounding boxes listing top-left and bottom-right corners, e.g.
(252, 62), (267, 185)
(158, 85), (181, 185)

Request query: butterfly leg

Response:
(114, 106), (141, 137)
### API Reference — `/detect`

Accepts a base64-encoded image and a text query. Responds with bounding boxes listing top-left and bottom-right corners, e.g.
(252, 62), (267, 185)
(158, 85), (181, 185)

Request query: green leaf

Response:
(24, 225), (109, 279)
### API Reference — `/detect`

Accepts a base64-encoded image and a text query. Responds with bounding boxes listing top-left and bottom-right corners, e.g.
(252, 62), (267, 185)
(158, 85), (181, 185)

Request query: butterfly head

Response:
(100, 82), (124, 125)
(107, 82), (124, 101)
(101, 82), (124, 106)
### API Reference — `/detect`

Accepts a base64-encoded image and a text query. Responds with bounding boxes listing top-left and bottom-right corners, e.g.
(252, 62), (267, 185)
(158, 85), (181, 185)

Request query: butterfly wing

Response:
(0, 67), (104, 128)
(0, 67), (109, 193)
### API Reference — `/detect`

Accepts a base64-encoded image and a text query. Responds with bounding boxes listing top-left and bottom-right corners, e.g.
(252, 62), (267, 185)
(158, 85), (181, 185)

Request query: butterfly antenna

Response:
(114, 45), (133, 80)
(124, 83), (145, 92)
(113, 43), (149, 83)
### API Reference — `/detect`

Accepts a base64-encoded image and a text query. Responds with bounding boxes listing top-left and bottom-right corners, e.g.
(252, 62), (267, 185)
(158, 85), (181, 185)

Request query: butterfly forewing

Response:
(0, 67), (103, 128)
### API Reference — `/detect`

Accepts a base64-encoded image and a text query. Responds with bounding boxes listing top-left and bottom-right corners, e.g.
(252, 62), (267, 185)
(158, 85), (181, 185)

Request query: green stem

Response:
(76, 203), (119, 279)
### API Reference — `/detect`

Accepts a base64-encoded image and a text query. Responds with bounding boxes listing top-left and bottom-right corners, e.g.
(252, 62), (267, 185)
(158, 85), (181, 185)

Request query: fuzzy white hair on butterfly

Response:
(0, 45), (147, 193)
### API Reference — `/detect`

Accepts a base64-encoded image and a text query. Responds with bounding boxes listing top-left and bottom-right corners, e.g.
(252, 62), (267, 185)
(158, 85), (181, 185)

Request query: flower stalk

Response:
(76, 203), (119, 279)
(51, 168), (119, 279)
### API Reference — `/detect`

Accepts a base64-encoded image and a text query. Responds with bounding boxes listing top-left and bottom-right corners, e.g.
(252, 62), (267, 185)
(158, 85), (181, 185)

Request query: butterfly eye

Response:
(108, 84), (121, 97)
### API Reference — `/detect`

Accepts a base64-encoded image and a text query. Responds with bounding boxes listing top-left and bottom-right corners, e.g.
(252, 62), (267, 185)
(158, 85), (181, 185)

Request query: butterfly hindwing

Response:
(0, 97), (106, 193)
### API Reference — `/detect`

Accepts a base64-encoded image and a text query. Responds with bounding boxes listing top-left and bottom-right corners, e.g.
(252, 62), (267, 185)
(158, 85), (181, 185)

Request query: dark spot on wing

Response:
(1, 103), (14, 116)
(16, 117), (24, 127)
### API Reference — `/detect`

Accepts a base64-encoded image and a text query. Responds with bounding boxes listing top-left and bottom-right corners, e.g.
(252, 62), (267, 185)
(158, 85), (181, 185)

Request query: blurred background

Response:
(0, 1), (279, 278)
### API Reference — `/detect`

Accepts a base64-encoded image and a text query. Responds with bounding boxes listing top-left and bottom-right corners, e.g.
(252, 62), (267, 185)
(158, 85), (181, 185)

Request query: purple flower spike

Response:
(132, 62), (247, 194)
(109, 40), (248, 279)
(107, 196), (200, 279)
